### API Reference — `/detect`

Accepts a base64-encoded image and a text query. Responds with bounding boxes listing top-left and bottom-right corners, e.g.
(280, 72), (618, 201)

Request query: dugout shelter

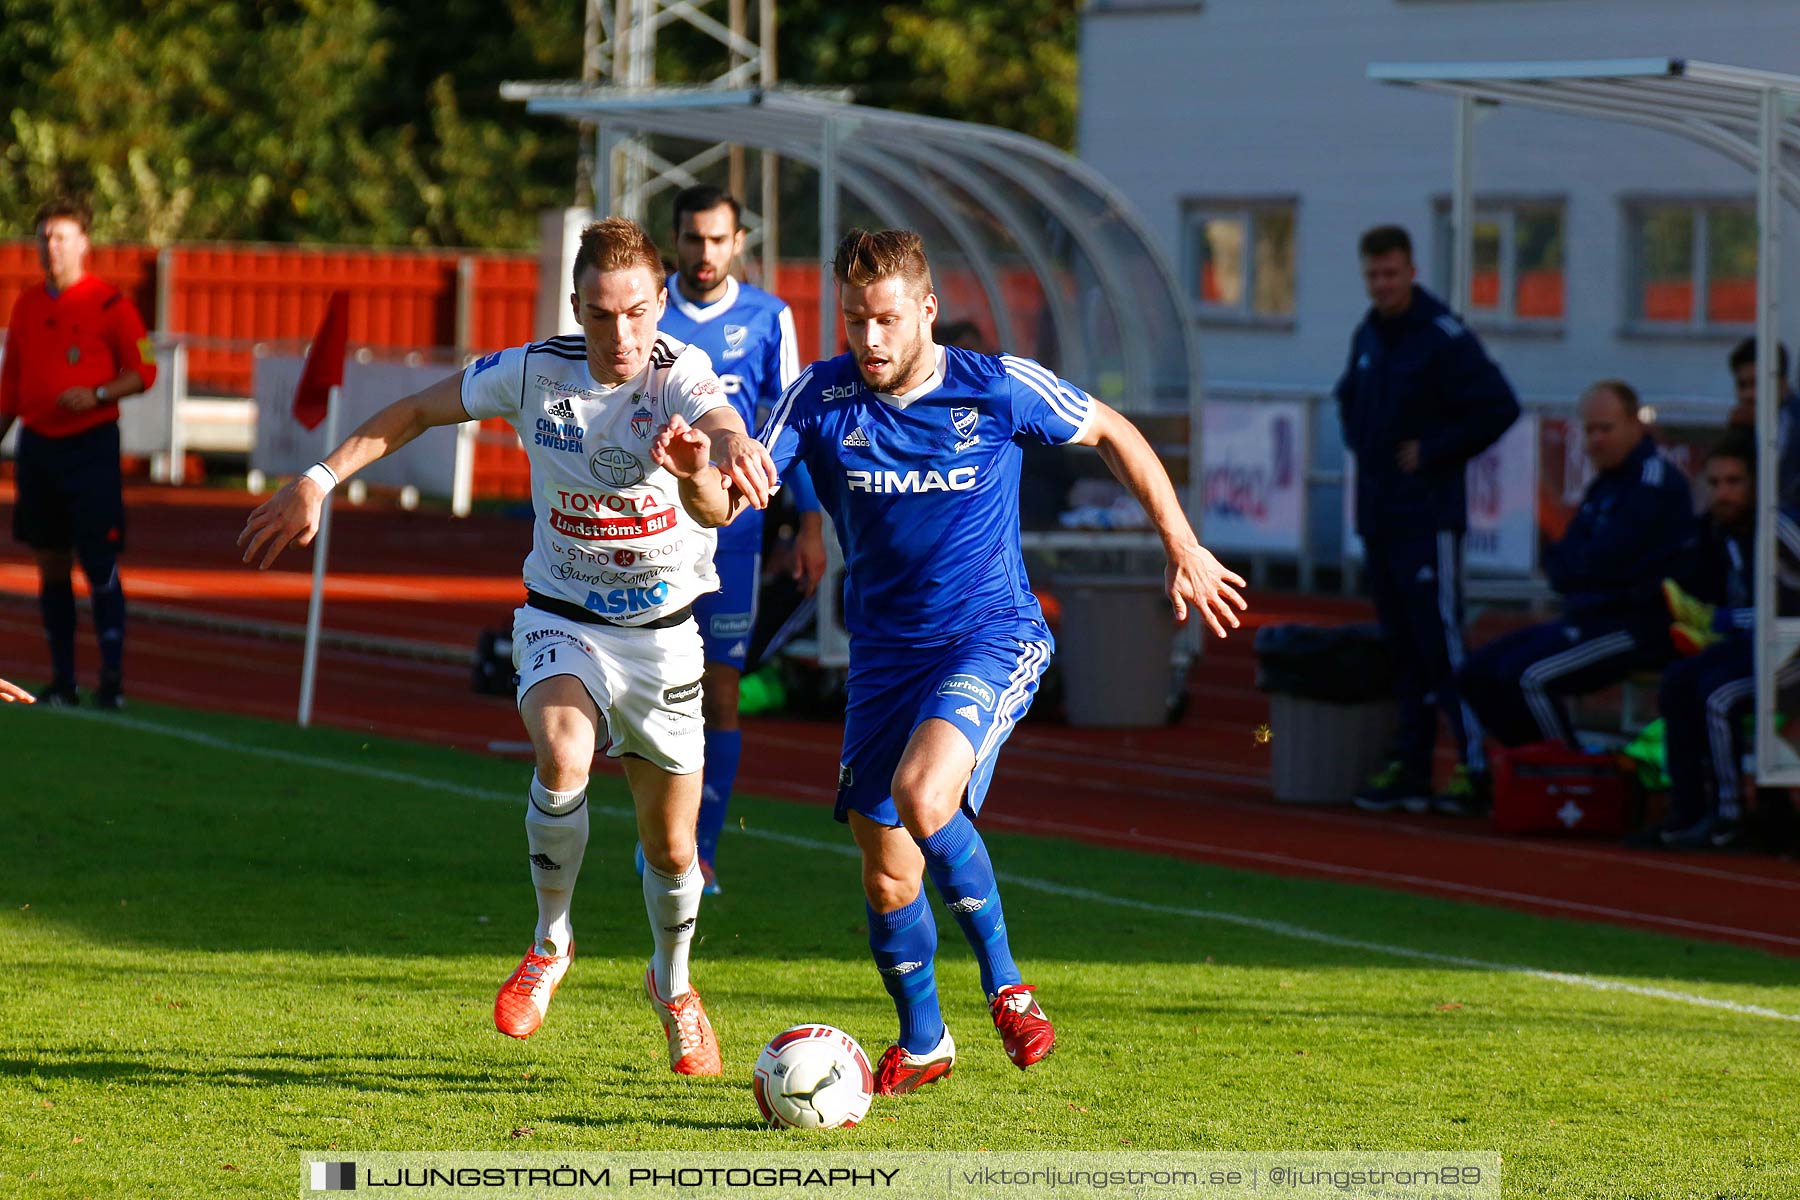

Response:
(504, 84), (1207, 675)
(1370, 57), (1800, 784)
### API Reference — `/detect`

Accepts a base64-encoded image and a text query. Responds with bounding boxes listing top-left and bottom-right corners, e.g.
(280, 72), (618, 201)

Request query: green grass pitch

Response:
(3, 700), (1798, 1197)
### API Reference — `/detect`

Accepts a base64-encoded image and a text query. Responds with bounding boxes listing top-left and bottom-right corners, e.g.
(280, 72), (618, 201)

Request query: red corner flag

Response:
(293, 290), (350, 431)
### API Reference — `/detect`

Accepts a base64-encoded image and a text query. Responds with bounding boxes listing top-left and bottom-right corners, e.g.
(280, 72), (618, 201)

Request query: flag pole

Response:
(297, 384), (340, 728)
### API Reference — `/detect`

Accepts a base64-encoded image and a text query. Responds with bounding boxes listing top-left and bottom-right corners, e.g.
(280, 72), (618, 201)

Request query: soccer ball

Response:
(753, 1025), (875, 1130)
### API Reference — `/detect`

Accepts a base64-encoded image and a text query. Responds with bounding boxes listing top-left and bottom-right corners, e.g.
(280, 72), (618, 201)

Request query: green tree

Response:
(0, 0), (1078, 245)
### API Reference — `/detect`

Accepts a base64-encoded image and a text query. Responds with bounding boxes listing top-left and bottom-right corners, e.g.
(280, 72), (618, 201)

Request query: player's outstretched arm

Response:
(653, 414), (750, 528)
(1075, 402), (1248, 637)
(0, 676), (34, 703)
(695, 407), (777, 511)
(237, 371), (472, 570)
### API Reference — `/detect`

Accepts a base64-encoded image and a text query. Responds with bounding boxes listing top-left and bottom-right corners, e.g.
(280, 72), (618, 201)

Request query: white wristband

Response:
(302, 462), (339, 493)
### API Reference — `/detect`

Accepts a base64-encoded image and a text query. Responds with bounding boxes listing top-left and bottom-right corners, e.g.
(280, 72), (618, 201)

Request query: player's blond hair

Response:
(572, 217), (664, 292)
(833, 228), (933, 299)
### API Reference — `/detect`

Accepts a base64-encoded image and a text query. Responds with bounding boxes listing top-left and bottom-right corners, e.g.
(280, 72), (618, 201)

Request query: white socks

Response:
(525, 773), (589, 956)
(644, 857), (703, 1000)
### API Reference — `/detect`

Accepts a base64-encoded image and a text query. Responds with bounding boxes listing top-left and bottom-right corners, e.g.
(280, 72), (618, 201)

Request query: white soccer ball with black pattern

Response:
(753, 1024), (875, 1130)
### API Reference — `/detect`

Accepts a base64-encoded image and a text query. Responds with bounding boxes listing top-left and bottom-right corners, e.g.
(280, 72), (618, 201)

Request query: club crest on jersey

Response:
(723, 324), (748, 358)
(590, 446), (646, 487)
(951, 407), (978, 438)
(630, 407), (654, 440)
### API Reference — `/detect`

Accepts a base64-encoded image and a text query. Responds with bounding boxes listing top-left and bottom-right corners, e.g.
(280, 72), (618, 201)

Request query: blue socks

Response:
(867, 894), (943, 1054)
(81, 550), (125, 678)
(40, 576), (76, 686)
(918, 811), (1021, 996)
(694, 729), (741, 864)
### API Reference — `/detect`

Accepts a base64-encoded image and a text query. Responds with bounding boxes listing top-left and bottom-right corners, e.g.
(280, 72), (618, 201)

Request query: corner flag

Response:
(293, 291), (349, 431)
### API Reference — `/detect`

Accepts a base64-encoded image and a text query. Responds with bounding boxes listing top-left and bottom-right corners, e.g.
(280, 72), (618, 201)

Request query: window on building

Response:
(1432, 200), (1565, 324)
(1627, 201), (1756, 328)
(1181, 201), (1296, 320)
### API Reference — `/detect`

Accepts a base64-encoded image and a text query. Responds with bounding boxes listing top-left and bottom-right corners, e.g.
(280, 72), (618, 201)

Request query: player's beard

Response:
(858, 330), (928, 394)
(678, 259), (723, 299)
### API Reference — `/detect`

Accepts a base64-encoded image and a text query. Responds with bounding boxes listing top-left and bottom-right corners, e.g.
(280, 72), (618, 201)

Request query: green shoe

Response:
(1430, 764), (1491, 817)
(1352, 760), (1430, 813)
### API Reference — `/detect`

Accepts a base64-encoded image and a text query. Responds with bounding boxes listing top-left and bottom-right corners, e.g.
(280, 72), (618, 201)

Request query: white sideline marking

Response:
(977, 814), (1800, 948)
(68, 710), (1800, 1025)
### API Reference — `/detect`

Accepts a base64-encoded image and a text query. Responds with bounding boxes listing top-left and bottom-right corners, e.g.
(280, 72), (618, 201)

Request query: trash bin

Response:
(1255, 623), (1398, 804)
(1053, 575), (1177, 727)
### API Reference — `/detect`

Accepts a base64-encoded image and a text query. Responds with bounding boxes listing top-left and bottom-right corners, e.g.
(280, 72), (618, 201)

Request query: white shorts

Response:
(511, 605), (706, 775)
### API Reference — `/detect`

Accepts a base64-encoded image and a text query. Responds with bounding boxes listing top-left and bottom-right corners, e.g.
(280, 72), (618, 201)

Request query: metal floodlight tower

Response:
(579, 0), (781, 283)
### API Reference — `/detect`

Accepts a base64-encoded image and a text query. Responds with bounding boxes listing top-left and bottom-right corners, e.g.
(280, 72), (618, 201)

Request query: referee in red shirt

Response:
(0, 199), (157, 707)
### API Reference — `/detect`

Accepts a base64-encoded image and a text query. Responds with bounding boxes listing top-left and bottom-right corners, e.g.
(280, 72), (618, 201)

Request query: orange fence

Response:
(2, 239), (1050, 500)
(0, 241), (539, 397)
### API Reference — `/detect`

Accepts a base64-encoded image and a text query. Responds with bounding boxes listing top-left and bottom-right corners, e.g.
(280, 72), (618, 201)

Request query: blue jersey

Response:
(760, 346), (1096, 650)
(659, 275), (808, 552)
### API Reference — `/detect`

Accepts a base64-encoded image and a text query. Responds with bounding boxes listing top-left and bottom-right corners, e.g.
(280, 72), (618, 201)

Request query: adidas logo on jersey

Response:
(545, 396), (577, 421)
(842, 427), (871, 448)
(956, 704), (981, 725)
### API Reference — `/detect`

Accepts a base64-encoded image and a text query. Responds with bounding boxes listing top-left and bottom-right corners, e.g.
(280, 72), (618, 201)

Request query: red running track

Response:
(4, 483), (1800, 956)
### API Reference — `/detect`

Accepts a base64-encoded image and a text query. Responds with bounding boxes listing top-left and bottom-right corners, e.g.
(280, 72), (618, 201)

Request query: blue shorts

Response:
(694, 550), (760, 671)
(12, 423), (125, 553)
(835, 626), (1052, 827)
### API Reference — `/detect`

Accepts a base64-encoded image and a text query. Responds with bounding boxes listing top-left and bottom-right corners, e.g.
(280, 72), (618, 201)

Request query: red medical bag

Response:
(1490, 742), (1640, 835)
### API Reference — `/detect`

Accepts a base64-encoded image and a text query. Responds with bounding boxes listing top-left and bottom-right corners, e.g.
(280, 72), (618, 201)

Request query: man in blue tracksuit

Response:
(1459, 379), (1698, 755)
(1725, 337), (1800, 509)
(1336, 225), (1519, 816)
(1655, 431), (1800, 850)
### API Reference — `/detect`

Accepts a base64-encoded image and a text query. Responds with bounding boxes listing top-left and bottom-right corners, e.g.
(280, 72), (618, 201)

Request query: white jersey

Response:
(461, 332), (731, 626)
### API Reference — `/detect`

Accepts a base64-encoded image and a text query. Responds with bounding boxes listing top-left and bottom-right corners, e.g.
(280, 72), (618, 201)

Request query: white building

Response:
(1079, 0), (1800, 411)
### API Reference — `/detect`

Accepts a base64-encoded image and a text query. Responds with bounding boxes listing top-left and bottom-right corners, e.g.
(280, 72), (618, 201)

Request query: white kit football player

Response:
(239, 218), (778, 1075)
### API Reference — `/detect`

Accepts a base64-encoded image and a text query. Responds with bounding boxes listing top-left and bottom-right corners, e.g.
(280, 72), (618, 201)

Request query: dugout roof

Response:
(501, 84), (1201, 419)
(1370, 56), (1800, 782)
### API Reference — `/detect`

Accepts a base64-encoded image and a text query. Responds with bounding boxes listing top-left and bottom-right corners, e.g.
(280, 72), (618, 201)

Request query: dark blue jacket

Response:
(1544, 435), (1698, 618)
(1679, 513), (1753, 612)
(1676, 506), (1800, 634)
(1335, 286), (1520, 537)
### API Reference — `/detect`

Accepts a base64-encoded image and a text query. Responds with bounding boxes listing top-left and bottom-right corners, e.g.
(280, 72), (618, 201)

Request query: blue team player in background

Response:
(653, 228), (1248, 1096)
(655, 186), (826, 894)
(1336, 224), (1520, 818)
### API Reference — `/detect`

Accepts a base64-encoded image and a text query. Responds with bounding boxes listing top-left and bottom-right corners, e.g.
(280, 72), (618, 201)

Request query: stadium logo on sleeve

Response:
(938, 674), (997, 712)
(951, 407), (978, 438)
